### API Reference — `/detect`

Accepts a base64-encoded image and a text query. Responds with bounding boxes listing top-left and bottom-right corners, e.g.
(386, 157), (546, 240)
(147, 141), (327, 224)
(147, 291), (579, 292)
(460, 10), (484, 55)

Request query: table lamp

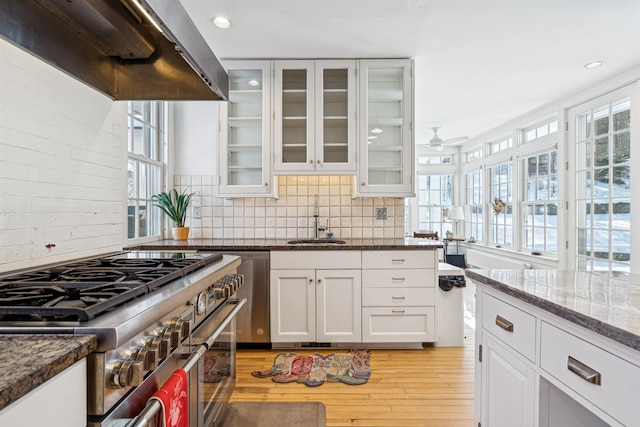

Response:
(449, 206), (465, 238)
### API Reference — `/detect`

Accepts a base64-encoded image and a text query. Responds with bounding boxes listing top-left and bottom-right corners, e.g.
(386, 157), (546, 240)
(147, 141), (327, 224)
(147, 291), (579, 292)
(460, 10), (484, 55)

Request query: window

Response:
(416, 174), (454, 237)
(575, 97), (631, 272)
(127, 101), (166, 240)
(524, 119), (558, 143)
(465, 169), (483, 241)
(489, 136), (513, 154)
(417, 154), (452, 165)
(467, 149), (482, 162)
(522, 150), (559, 254)
(489, 161), (513, 247)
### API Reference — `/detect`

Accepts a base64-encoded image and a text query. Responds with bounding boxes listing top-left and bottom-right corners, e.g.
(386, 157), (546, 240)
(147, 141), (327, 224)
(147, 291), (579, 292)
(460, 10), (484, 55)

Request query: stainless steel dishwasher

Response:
(222, 251), (270, 346)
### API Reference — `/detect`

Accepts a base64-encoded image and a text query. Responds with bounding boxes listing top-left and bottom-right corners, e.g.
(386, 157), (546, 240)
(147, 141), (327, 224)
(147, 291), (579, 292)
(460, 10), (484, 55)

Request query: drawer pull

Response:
(392, 296), (406, 300)
(392, 277), (405, 281)
(392, 309), (405, 314)
(391, 258), (405, 263)
(568, 356), (601, 385)
(495, 315), (514, 332)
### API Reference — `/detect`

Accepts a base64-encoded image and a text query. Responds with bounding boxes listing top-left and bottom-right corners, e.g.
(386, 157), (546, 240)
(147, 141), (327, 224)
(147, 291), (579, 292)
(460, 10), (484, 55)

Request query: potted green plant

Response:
(152, 189), (196, 240)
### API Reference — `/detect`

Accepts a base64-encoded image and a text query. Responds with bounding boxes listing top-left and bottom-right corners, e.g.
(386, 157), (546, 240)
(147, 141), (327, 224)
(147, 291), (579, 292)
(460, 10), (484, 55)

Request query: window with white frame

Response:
(489, 161), (513, 247)
(467, 148), (482, 162)
(489, 136), (513, 154)
(416, 174), (454, 237)
(417, 154), (453, 165)
(524, 119), (558, 143)
(465, 169), (483, 241)
(127, 101), (166, 240)
(575, 96), (631, 272)
(522, 150), (559, 254)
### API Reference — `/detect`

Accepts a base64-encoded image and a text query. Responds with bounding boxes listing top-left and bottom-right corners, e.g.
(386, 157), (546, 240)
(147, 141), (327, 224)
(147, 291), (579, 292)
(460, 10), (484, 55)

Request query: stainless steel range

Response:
(0, 251), (245, 427)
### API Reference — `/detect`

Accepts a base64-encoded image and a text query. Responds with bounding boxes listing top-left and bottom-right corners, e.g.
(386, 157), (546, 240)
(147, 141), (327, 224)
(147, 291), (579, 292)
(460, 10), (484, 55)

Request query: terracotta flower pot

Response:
(171, 227), (190, 240)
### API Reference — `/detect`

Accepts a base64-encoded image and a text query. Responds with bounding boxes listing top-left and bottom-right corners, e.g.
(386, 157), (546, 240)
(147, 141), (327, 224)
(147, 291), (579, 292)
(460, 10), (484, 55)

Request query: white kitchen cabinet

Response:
(218, 60), (274, 197)
(361, 250), (436, 342)
(0, 359), (86, 427)
(475, 284), (633, 427)
(357, 59), (414, 197)
(273, 60), (357, 174)
(270, 251), (361, 343)
(480, 333), (536, 427)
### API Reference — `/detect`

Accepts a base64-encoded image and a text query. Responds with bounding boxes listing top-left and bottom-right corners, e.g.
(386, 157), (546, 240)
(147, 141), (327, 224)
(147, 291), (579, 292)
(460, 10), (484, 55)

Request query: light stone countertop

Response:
(0, 335), (97, 411)
(466, 269), (640, 352)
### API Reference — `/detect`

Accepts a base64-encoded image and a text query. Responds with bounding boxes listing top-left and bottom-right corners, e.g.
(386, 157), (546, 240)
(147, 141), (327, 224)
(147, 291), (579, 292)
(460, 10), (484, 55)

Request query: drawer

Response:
(362, 306), (435, 342)
(362, 250), (435, 269)
(540, 322), (640, 427)
(482, 293), (536, 361)
(362, 269), (435, 288)
(362, 287), (435, 307)
(270, 250), (361, 269)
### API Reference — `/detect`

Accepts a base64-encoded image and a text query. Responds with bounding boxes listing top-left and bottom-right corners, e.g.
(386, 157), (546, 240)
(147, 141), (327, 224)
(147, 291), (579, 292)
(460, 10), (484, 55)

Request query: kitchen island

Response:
(467, 268), (640, 427)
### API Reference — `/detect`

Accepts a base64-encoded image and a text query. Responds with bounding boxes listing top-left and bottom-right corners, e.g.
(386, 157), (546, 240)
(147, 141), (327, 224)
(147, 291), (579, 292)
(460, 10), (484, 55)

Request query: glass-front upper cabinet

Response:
(274, 60), (356, 173)
(218, 61), (273, 197)
(358, 59), (414, 196)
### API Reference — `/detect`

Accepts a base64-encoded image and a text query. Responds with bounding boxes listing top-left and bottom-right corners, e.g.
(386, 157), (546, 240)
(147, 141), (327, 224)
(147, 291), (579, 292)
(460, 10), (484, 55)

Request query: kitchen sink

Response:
(287, 239), (346, 245)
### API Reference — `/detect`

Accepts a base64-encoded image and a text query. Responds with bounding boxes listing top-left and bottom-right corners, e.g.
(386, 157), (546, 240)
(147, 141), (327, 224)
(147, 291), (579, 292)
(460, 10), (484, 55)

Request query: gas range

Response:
(0, 251), (244, 422)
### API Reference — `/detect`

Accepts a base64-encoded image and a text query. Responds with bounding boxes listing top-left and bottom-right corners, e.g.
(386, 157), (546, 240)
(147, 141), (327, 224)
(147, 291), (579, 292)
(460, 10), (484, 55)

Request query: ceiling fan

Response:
(427, 127), (469, 151)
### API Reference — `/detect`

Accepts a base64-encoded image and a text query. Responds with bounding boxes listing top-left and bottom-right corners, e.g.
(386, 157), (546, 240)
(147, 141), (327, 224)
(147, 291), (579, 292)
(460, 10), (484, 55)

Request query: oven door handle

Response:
(128, 298), (247, 427)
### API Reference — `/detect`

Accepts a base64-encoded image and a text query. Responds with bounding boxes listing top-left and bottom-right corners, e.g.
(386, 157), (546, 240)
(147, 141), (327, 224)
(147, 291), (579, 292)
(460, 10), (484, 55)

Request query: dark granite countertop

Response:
(0, 335), (97, 411)
(466, 269), (640, 352)
(125, 237), (442, 251)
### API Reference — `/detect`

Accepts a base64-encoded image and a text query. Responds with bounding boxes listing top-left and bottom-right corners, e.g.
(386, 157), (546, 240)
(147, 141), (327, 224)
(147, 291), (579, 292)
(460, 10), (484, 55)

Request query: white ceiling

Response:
(180, 0), (640, 145)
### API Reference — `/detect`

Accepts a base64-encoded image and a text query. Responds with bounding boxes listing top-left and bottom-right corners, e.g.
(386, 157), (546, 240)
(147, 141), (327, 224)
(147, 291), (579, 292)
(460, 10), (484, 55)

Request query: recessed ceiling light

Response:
(211, 16), (231, 29)
(584, 61), (603, 69)
(371, 128), (383, 134)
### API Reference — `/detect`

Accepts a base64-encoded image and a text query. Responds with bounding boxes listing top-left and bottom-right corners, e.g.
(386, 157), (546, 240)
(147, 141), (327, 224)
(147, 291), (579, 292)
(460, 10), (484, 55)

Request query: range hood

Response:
(0, 0), (228, 101)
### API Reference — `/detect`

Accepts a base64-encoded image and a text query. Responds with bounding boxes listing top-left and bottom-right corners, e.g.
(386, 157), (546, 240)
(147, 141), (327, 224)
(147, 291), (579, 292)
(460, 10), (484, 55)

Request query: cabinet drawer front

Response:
(362, 269), (435, 288)
(482, 293), (536, 362)
(540, 322), (640, 427)
(362, 287), (434, 307)
(271, 250), (361, 269)
(362, 250), (435, 269)
(362, 306), (435, 342)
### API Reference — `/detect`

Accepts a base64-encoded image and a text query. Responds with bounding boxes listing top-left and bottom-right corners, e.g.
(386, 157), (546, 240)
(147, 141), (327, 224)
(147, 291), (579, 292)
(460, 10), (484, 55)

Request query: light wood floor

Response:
(232, 332), (475, 427)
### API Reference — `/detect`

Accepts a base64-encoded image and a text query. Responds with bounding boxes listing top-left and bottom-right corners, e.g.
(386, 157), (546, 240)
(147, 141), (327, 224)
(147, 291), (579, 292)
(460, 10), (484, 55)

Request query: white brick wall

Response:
(0, 39), (127, 272)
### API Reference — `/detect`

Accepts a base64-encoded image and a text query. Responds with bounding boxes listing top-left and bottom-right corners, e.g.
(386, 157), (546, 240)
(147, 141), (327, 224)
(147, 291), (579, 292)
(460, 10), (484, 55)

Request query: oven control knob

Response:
(155, 328), (173, 358)
(110, 359), (144, 388)
(181, 319), (192, 338)
(132, 344), (159, 370)
(169, 318), (183, 347)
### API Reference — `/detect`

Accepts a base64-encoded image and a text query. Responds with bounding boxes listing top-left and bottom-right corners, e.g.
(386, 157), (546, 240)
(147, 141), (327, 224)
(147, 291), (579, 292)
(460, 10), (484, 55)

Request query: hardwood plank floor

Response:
(232, 331), (475, 426)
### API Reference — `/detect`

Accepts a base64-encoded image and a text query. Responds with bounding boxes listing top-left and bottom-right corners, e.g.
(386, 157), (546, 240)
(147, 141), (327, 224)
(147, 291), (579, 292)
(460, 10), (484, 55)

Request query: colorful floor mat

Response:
(251, 349), (371, 387)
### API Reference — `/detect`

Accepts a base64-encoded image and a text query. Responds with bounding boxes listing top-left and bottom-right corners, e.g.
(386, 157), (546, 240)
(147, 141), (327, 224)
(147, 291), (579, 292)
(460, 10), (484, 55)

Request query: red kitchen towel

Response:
(148, 368), (189, 427)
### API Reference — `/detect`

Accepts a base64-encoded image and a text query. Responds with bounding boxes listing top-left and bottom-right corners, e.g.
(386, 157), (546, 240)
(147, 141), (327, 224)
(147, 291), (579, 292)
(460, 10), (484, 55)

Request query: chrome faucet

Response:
(313, 195), (327, 239)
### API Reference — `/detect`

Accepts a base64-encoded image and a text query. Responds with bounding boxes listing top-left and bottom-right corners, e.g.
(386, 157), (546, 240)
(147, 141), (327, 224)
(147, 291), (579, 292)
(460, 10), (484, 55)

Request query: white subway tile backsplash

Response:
(174, 174), (405, 241)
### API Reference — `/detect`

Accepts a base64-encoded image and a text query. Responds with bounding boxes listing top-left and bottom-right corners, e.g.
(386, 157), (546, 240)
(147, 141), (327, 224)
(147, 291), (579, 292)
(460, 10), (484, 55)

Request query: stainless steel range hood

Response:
(0, 0), (228, 101)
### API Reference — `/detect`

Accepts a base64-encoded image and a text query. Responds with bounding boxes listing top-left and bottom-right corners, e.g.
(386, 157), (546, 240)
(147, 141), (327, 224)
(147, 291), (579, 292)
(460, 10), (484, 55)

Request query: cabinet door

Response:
(480, 334), (535, 427)
(314, 60), (357, 172)
(270, 269), (315, 342)
(274, 60), (315, 172)
(357, 59), (414, 196)
(218, 61), (273, 196)
(316, 269), (362, 342)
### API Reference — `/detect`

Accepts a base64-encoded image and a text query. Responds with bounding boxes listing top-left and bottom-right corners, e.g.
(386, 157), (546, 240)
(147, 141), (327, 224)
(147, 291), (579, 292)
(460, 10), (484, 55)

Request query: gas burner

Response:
(0, 282), (148, 321)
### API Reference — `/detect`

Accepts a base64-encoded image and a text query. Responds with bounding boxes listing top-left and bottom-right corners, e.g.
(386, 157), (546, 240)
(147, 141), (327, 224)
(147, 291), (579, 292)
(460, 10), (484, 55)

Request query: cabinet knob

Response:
(361, 182), (365, 186)
(317, 160), (321, 163)
(308, 278), (314, 283)
(309, 159), (313, 163)
(265, 182), (269, 186)
(317, 278), (323, 283)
